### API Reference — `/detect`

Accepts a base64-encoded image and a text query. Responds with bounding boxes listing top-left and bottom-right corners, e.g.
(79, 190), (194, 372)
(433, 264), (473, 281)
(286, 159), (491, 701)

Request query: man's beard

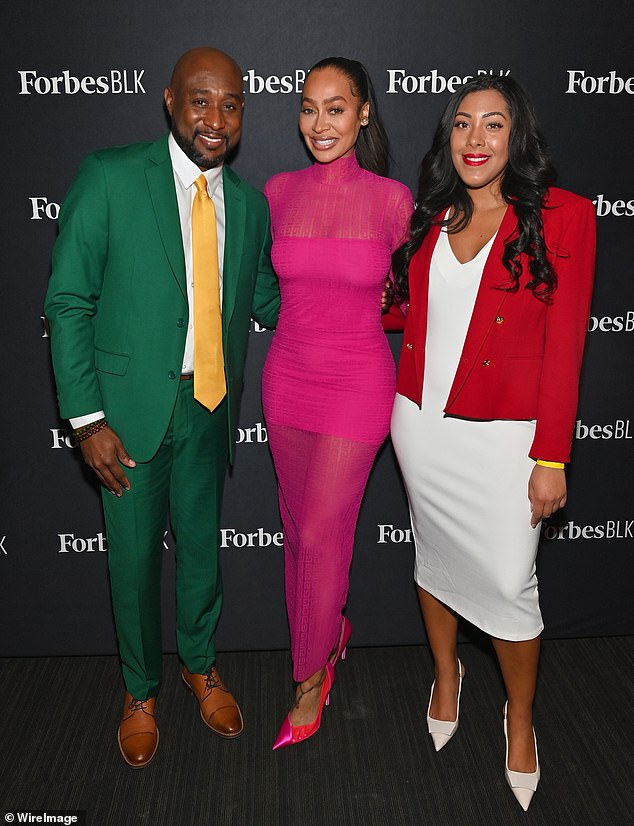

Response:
(172, 127), (227, 169)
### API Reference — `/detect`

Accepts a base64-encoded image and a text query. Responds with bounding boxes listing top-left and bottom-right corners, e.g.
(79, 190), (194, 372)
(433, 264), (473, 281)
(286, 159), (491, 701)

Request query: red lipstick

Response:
(463, 154), (490, 167)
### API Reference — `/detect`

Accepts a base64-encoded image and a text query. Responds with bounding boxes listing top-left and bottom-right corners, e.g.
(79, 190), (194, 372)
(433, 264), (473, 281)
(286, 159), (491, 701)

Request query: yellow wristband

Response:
(536, 459), (565, 469)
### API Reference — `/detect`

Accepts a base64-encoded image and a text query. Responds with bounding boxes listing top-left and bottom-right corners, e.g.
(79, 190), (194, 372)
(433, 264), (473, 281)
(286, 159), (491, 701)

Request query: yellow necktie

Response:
(192, 174), (226, 411)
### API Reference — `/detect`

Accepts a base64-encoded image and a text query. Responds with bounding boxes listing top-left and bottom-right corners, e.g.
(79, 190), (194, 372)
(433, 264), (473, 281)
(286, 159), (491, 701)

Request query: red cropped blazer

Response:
(394, 188), (596, 463)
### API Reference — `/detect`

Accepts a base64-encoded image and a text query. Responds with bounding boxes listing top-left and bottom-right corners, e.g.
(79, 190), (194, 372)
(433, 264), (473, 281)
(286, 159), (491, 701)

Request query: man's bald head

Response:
(169, 48), (243, 91)
(164, 47), (245, 170)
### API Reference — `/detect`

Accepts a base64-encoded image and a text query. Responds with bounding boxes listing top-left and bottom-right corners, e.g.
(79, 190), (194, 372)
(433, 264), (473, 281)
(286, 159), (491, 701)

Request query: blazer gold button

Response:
(406, 343), (413, 350)
(482, 359), (490, 366)
(496, 316), (504, 324)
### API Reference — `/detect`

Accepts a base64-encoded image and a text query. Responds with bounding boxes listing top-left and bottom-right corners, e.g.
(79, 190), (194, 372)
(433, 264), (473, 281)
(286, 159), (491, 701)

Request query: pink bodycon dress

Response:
(262, 153), (412, 680)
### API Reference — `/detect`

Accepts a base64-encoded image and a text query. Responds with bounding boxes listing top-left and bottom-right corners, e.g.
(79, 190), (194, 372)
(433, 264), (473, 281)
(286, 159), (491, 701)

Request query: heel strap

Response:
(293, 672), (326, 709)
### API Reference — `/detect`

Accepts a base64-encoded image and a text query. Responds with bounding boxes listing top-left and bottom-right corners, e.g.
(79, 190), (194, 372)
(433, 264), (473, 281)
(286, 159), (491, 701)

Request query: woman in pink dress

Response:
(262, 57), (412, 749)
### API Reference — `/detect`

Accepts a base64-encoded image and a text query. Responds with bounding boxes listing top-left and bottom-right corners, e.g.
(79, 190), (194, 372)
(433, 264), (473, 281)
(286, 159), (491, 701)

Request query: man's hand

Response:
(381, 278), (394, 314)
(528, 464), (567, 529)
(79, 426), (136, 496)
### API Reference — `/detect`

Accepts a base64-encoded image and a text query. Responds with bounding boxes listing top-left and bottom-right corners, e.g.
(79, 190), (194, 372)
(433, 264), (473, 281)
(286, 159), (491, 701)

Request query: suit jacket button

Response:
(168, 370), (176, 380)
(482, 359), (491, 366)
(176, 318), (184, 328)
(406, 343), (413, 350)
(495, 316), (504, 324)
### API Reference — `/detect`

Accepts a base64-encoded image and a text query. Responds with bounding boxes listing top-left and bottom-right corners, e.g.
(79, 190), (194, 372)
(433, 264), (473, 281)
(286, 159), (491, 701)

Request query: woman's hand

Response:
(528, 464), (567, 529)
(381, 278), (394, 313)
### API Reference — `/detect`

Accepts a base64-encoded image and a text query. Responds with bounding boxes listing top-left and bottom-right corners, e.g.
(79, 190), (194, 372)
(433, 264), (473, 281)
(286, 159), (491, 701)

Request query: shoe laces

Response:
(128, 698), (148, 712)
(204, 669), (222, 693)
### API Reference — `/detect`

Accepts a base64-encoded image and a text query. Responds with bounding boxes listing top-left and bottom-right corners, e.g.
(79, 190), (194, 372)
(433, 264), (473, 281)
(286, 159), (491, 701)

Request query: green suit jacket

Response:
(45, 135), (280, 463)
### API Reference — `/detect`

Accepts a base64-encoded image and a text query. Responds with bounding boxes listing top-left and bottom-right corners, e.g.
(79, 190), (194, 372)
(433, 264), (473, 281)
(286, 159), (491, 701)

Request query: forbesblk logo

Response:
(542, 520), (633, 540)
(58, 532), (108, 552)
(18, 69), (146, 95)
(386, 68), (511, 94)
(242, 69), (306, 94)
(587, 312), (634, 333)
(51, 428), (77, 449)
(236, 422), (268, 444)
(29, 197), (60, 220)
(566, 70), (634, 94)
(220, 527), (283, 548)
(575, 420), (632, 440)
(593, 194), (634, 217)
(377, 524), (413, 544)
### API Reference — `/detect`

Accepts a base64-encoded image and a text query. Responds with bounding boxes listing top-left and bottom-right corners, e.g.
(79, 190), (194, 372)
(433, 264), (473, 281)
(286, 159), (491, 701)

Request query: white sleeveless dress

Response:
(390, 227), (543, 641)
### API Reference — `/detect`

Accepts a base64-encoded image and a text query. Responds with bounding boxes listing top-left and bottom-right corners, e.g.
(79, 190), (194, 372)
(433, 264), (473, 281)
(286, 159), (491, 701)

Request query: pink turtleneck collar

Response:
(308, 152), (363, 184)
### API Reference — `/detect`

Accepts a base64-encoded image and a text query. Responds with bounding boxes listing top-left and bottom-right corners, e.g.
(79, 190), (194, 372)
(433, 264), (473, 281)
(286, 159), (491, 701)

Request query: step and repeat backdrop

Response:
(1, 0), (632, 657)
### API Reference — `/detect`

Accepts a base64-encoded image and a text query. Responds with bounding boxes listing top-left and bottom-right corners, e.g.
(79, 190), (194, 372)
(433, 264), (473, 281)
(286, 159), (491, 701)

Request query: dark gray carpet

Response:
(0, 637), (632, 825)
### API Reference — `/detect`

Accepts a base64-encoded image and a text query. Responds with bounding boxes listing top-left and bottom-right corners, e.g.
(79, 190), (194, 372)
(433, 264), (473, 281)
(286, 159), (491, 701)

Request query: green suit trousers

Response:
(102, 379), (229, 700)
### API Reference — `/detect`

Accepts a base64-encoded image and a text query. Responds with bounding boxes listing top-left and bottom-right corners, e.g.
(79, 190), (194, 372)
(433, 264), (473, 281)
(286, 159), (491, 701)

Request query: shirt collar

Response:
(168, 132), (223, 196)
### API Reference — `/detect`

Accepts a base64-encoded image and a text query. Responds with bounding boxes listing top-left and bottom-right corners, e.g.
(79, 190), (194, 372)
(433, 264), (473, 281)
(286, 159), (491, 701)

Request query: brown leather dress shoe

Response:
(182, 665), (244, 738)
(117, 692), (159, 768)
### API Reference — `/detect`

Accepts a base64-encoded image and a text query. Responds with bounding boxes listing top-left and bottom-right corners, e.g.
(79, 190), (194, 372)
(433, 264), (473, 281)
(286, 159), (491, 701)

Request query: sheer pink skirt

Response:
(267, 424), (379, 680)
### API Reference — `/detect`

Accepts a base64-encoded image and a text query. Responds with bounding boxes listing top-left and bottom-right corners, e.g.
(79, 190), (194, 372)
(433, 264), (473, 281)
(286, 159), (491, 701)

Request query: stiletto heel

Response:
(272, 662), (335, 750)
(503, 702), (540, 812)
(329, 617), (352, 667)
(426, 658), (464, 752)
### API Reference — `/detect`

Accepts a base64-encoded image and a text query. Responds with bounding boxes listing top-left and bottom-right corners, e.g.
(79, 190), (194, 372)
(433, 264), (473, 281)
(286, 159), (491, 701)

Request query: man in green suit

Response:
(45, 48), (280, 768)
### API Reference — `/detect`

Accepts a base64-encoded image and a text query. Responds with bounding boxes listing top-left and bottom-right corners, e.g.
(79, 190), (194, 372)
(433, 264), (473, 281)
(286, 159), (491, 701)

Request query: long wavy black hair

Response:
(306, 57), (390, 177)
(393, 75), (557, 301)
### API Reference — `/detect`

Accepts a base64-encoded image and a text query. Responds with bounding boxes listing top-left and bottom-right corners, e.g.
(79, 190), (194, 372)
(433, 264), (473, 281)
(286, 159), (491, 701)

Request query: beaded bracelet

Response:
(74, 418), (108, 442)
(536, 459), (565, 469)
(72, 417), (105, 437)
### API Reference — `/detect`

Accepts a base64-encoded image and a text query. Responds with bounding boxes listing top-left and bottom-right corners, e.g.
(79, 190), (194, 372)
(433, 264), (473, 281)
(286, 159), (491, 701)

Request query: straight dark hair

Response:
(307, 57), (390, 177)
(393, 75), (558, 300)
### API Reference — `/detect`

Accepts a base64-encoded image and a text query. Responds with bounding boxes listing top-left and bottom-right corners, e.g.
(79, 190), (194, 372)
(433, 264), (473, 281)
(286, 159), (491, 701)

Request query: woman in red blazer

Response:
(390, 76), (595, 811)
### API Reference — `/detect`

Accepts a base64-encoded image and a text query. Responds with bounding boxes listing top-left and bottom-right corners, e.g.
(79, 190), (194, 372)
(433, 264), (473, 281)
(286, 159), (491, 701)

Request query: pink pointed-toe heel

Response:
(503, 702), (540, 811)
(426, 658), (464, 752)
(329, 617), (352, 668)
(272, 662), (335, 750)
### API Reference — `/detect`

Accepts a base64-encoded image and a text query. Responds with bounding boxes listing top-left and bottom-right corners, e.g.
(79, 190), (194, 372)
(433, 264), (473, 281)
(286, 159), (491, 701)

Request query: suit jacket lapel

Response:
(145, 136), (187, 299)
(409, 220), (442, 391)
(222, 166), (245, 336)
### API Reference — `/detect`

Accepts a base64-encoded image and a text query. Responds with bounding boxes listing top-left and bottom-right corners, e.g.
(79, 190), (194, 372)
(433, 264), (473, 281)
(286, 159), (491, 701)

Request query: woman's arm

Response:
(528, 192), (597, 463)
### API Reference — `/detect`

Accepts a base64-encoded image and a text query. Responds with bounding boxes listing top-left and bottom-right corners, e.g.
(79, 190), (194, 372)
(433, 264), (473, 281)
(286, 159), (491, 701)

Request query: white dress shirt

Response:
(69, 134), (226, 429)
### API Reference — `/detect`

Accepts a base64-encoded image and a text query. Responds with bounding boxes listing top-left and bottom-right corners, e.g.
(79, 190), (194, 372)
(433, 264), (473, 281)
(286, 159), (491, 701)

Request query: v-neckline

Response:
(444, 225), (497, 267)
(445, 205), (508, 265)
